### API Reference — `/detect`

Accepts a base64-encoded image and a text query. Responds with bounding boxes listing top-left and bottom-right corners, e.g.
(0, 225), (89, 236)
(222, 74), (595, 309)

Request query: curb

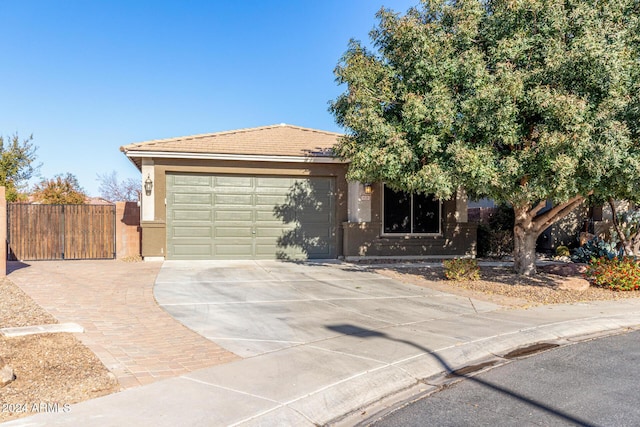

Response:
(329, 315), (640, 427)
(0, 322), (84, 337)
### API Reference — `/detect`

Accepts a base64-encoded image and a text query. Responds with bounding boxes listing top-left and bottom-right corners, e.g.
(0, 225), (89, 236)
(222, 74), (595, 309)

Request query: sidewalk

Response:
(3, 293), (640, 426)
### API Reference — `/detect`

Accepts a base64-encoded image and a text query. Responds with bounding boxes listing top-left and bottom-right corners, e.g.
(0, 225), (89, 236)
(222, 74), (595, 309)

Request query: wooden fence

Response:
(7, 204), (116, 261)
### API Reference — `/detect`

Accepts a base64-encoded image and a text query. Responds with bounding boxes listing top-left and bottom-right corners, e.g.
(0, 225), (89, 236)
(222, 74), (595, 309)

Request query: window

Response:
(383, 185), (441, 234)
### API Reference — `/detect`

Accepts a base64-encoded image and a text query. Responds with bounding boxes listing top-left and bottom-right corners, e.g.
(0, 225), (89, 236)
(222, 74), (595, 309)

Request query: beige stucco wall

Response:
(140, 158), (349, 259)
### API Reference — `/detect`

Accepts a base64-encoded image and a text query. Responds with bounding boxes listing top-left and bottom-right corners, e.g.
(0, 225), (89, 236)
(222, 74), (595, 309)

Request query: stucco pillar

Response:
(455, 187), (468, 223)
(347, 181), (372, 223)
(141, 159), (155, 221)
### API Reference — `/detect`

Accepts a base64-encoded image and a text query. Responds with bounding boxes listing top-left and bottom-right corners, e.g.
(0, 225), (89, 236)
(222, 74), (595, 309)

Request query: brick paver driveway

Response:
(7, 260), (238, 389)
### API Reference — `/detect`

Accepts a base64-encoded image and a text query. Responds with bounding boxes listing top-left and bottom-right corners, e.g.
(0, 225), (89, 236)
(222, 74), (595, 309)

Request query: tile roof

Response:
(120, 124), (342, 158)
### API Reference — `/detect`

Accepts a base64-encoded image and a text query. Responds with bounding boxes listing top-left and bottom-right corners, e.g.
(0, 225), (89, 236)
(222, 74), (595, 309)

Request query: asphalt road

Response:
(373, 330), (640, 427)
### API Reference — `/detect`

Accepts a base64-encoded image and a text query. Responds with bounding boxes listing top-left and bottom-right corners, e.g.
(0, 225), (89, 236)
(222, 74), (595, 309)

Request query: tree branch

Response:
(530, 200), (548, 217)
(608, 197), (628, 255)
(532, 194), (588, 233)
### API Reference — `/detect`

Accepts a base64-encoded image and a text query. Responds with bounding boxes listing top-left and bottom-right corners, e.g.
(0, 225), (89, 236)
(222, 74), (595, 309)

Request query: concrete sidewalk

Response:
(4, 262), (640, 426)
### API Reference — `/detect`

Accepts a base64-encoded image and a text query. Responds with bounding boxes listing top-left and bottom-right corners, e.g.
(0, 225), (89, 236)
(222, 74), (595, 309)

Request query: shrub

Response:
(585, 257), (640, 291)
(571, 237), (618, 263)
(555, 245), (570, 257)
(476, 204), (514, 258)
(443, 258), (480, 281)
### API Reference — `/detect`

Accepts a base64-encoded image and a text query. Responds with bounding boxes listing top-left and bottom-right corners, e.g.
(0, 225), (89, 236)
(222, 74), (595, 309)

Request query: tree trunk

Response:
(513, 215), (539, 276)
(510, 195), (588, 276)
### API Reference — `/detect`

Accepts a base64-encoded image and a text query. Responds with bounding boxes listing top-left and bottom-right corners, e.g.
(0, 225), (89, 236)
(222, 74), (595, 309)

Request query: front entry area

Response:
(166, 173), (336, 260)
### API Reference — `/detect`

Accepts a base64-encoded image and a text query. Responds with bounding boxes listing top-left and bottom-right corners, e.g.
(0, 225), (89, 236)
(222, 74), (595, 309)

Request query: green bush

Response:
(555, 245), (570, 257)
(585, 257), (640, 291)
(476, 204), (514, 258)
(443, 258), (480, 281)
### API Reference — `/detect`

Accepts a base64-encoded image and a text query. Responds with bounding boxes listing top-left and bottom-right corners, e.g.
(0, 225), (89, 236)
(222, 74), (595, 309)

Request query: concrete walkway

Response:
(4, 260), (640, 426)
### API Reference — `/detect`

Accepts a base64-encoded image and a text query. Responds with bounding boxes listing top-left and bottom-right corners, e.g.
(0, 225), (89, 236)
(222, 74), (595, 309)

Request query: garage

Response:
(166, 173), (336, 260)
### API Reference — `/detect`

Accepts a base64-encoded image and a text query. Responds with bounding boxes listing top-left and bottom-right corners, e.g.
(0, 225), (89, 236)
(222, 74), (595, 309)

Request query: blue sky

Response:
(0, 0), (417, 196)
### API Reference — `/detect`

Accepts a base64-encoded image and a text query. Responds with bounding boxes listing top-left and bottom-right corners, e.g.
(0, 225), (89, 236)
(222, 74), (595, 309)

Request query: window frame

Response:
(381, 184), (442, 236)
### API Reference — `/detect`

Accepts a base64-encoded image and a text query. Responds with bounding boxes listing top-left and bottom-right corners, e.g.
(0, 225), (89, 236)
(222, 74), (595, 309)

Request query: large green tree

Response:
(331, 0), (640, 275)
(0, 134), (39, 201)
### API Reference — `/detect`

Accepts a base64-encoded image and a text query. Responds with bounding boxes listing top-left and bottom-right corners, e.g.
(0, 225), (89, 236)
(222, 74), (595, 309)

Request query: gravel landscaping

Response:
(0, 278), (118, 422)
(370, 263), (640, 308)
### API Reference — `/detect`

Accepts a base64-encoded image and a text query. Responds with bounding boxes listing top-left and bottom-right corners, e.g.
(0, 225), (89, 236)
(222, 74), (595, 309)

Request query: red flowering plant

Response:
(585, 257), (640, 291)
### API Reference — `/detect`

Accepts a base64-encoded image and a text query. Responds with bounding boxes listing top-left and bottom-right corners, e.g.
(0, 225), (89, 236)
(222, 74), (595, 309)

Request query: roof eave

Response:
(122, 150), (348, 170)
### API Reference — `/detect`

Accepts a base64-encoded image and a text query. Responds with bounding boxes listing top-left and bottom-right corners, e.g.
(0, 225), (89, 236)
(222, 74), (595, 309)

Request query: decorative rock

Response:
(539, 263), (588, 277)
(557, 277), (591, 292)
(0, 356), (16, 387)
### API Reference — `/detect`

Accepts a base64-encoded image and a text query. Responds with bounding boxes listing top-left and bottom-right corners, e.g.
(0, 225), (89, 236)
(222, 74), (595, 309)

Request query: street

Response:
(373, 330), (640, 427)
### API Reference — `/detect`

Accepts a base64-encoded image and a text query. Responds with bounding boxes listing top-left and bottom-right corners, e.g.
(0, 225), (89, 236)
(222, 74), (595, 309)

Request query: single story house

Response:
(120, 124), (476, 261)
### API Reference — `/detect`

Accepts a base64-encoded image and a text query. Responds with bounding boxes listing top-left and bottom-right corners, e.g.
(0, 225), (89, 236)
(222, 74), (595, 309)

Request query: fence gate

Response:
(7, 204), (116, 261)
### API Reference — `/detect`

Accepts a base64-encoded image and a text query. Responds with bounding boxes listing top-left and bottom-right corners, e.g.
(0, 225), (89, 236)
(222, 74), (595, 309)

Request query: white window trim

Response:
(381, 184), (442, 236)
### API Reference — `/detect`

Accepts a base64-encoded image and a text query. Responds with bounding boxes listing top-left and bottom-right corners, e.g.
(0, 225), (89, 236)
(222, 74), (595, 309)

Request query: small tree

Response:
(0, 133), (39, 201)
(97, 171), (140, 202)
(31, 173), (86, 204)
(331, 0), (640, 275)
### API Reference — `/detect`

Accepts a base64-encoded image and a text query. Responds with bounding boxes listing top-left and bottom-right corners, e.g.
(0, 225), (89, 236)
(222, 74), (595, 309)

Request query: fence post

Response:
(0, 187), (6, 276)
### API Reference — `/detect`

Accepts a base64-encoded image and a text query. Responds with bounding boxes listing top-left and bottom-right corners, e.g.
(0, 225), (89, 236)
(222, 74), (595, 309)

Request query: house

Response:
(120, 124), (476, 261)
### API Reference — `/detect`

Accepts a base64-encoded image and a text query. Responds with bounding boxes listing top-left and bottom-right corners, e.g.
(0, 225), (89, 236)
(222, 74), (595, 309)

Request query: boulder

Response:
(539, 263), (588, 277)
(0, 356), (16, 387)
(557, 277), (591, 292)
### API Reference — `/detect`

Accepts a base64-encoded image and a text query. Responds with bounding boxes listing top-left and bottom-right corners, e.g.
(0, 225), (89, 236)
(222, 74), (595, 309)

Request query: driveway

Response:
(9, 261), (640, 426)
(154, 260), (500, 358)
(7, 260), (238, 389)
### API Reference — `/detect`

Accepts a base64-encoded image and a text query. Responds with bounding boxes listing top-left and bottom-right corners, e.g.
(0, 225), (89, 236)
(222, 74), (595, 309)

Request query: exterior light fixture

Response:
(144, 174), (153, 196)
(363, 183), (373, 194)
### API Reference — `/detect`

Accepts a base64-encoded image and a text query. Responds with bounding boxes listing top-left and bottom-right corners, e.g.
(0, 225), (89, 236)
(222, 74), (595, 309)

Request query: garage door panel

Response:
(167, 174), (336, 260)
(173, 175), (212, 186)
(215, 176), (253, 187)
(172, 210), (212, 221)
(298, 225), (331, 237)
(214, 194), (253, 205)
(214, 226), (253, 238)
(255, 226), (294, 238)
(173, 193), (212, 205)
(255, 194), (289, 206)
(214, 210), (252, 221)
(255, 177), (295, 188)
(171, 226), (213, 238)
(307, 246), (332, 256)
(298, 212), (332, 223)
(173, 244), (212, 257)
(214, 243), (254, 257)
(307, 180), (333, 191)
(255, 210), (280, 222)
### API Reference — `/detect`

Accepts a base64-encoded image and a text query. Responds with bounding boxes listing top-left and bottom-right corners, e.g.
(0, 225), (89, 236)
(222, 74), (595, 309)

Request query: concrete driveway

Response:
(154, 260), (500, 358)
(10, 260), (640, 426)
